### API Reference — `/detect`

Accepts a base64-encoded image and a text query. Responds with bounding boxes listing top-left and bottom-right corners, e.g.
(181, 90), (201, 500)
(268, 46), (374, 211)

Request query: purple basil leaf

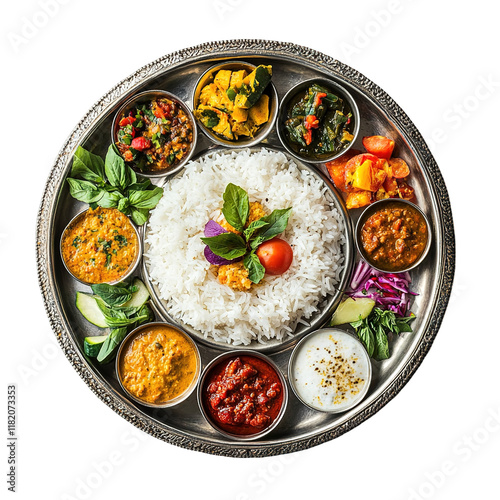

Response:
(204, 220), (227, 238)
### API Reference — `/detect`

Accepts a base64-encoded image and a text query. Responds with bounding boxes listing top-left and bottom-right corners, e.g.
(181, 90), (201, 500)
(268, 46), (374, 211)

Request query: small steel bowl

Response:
(288, 328), (372, 414)
(197, 350), (288, 441)
(60, 207), (142, 286)
(111, 89), (197, 178)
(276, 77), (360, 164)
(355, 198), (432, 273)
(116, 322), (201, 409)
(192, 61), (278, 148)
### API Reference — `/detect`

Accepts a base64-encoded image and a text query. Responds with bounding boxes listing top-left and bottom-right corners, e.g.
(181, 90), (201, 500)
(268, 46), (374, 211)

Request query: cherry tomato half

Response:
(256, 238), (293, 275)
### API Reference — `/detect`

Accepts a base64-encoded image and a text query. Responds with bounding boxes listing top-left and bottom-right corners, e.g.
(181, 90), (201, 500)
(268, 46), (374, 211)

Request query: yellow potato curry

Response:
(61, 207), (138, 284)
(120, 325), (198, 404)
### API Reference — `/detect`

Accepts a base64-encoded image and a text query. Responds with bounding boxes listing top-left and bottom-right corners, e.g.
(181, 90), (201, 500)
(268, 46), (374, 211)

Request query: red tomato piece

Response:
(131, 137), (151, 151)
(154, 107), (165, 119)
(362, 135), (395, 159)
(256, 238), (293, 275)
(119, 116), (135, 127)
(389, 158), (410, 179)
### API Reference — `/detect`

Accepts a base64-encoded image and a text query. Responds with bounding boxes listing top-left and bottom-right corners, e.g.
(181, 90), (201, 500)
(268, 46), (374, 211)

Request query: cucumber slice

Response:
(83, 335), (108, 357)
(122, 278), (149, 308)
(76, 292), (108, 328)
(330, 298), (375, 326)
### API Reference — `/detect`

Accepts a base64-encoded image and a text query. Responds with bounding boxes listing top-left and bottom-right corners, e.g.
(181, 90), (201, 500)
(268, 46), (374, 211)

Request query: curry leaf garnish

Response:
(249, 208), (292, 250)
(222, 183), (249, 232)
(66, 145), (163, 225)
(201, 233), (248, 260)
(243, 252), (265, 284)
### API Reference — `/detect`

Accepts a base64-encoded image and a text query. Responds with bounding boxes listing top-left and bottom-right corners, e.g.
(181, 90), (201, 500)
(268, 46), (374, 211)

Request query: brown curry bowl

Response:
(60, 207), (142, 286)
(111, 89), (197, 179)
(197, 350), (288, 441)
(192, 61), (278, 148)
(116, 322), (201, 409)
(355, 198), (432, 273)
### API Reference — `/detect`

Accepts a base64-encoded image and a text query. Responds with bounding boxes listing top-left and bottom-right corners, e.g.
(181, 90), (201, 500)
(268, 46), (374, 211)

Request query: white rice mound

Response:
(145, 148), (345, 345)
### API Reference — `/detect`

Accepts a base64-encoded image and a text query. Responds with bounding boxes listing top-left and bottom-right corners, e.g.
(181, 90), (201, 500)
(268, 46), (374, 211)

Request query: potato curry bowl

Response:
(116, 322), (201, 408)
(192, 61), (279, 148)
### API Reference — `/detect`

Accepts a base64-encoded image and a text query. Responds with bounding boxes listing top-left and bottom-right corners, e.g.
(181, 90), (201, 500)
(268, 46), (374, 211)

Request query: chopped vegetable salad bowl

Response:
(111, 89), (197, 178)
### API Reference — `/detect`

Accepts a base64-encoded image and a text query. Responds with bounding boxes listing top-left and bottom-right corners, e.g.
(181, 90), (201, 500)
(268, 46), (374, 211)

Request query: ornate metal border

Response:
(36, 39), (455, 457)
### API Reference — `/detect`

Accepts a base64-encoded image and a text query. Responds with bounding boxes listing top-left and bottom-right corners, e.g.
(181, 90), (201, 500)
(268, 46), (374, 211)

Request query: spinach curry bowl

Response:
(277, 78), (360, 164)
(60, 207), (141, 285)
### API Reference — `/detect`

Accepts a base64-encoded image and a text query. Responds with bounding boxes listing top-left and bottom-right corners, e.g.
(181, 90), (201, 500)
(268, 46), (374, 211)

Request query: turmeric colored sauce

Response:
(61, 207), (138, 284)
(119, 325), (198, 405)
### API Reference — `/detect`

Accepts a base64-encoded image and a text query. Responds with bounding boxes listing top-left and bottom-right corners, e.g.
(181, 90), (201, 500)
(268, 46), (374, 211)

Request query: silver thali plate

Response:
(36, 40), (455, 457)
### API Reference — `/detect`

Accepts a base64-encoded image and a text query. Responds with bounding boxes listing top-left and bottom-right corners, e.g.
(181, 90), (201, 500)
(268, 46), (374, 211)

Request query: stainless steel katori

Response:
(36, 40), (455, 457)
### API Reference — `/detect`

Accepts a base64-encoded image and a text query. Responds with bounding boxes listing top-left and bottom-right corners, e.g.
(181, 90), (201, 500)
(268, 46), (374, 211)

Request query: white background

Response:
(2, 1), (499, 499)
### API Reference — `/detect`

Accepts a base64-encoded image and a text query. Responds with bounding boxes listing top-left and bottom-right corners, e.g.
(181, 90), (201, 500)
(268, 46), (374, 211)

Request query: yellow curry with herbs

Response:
(119, 325), (198, 405)
(61, 207), (139, 284)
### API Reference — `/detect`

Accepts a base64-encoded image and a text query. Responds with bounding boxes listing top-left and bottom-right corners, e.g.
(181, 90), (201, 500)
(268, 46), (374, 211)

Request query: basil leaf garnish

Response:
(249, 208), (292, 249)
(128, 186), (164, 209)
(91, 283), (132, 307)
(222, 183), (249, 232)
(130, 207), (149, 226)
(201, 233), (247, 260)
(105, 146), (128, 190)
(66, 178), (104, 204)
(373, 324), (389, 360)
(97, 190), (122, 209)
(243, 219), (269, 241)
(243, 252), (265, 284)
(71, 146), (106, 185)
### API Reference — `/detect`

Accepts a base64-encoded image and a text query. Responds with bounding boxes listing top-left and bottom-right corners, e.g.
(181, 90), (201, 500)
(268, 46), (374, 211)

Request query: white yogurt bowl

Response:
(288, 328), (372, 413)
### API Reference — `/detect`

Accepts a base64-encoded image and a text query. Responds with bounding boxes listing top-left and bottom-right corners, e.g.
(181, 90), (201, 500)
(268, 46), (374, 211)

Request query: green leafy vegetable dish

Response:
(283, 82), (355, 160)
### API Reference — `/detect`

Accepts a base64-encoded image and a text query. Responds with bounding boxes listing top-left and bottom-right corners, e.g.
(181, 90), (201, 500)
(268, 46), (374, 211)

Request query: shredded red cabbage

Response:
(347, 260), (417, 317)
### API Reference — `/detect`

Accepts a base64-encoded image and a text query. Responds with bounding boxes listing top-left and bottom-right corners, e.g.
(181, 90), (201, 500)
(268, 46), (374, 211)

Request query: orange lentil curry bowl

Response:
(116, 322), (201, 408)
(60, 206), (142, 285)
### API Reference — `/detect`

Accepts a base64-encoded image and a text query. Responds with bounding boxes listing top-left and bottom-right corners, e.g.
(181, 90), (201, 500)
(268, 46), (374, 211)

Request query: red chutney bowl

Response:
(197, 350), (288, 441)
